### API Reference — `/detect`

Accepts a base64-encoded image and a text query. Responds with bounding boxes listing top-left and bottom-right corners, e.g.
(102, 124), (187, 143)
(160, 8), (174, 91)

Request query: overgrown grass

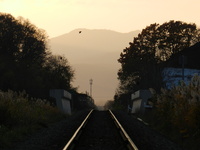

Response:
(0, 90), (66, 149)
(140, 109), (200, 150)
(140, 75), (200, 150)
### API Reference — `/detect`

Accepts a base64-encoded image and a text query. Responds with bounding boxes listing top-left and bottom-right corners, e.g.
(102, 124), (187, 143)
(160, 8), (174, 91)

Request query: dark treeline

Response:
(0, 13), (75, 99)
(115, 20), (200, 108)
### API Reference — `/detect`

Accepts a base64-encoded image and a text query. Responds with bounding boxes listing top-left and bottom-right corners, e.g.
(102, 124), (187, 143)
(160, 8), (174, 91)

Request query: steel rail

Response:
(109, 110), (138, 150)
(62, 109), (94, 150)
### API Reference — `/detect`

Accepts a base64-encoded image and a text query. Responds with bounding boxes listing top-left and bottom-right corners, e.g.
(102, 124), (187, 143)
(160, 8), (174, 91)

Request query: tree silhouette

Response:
(43, 55), (74, 90)
(0, 13), (74, 99)
(117, 20), (200, 97)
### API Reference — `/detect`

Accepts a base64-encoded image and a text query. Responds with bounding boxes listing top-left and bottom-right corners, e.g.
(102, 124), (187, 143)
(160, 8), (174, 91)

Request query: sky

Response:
(1, 0), (200, 38)
(1, 0), (200, 106)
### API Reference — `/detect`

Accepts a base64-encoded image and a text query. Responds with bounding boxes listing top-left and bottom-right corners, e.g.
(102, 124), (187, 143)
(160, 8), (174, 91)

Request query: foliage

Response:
(104, 99), (125, 111)
(43, 55), (74, 90)
(0, 90), (65, 148)
(116, 20), (200, 100)
(72, 93), (96, 111)
(0, 13), (74, 98)
(153, 75), (200, 139)
(0, 13), (48, 90)
(104, 100), (114, 110)
(113, 92), (130, 111)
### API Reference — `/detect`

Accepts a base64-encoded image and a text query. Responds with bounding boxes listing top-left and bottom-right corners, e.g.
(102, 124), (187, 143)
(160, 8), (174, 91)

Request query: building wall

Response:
(131, 99), (142, 114)
(131, 90), (152, 114)
(162, 67), (200, 89)
(62, 98), (71, 114)
(49, 89), (72, 115)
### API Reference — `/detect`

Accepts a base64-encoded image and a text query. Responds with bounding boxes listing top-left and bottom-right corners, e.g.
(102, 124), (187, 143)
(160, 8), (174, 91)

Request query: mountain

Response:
(49, 29), (140, 106)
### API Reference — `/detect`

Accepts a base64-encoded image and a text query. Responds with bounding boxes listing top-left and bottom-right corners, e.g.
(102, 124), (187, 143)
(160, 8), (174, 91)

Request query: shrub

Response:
(0, 90), (65, 148)
(153, 74), (200, 139)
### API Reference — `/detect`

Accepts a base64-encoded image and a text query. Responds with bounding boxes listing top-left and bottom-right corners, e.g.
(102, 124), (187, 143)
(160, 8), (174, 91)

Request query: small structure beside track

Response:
(131, 90), (152, 114)
(50, 89), (72, 114)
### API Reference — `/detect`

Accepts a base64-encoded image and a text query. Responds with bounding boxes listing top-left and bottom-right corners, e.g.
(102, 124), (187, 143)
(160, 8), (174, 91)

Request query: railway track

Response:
(63, 109), (138, 150)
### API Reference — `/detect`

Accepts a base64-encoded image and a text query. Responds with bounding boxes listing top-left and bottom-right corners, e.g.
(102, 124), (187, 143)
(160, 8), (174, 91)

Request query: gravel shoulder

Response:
(113, 111), (183, 150)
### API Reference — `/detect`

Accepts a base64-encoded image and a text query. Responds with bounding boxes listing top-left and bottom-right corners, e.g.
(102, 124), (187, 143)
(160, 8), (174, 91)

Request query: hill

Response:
(49, 29), (140, 106)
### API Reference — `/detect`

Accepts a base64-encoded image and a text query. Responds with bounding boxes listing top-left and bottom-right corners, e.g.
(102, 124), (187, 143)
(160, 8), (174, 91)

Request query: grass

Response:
(0, 90), (66, 149)
(139, 109), (200, 150)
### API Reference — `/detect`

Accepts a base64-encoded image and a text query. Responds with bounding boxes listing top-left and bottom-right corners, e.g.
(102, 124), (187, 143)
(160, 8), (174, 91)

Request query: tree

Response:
(117, 20), (200, 97)
(118, 23), (160, 93)
(104, 100), (114, 110)
(0, 13), (75, 99)
(43, 55), (74, 90)
(0, 13), (20, 89)
(157, 21), (197, 60)
(0, 13), (49, 91)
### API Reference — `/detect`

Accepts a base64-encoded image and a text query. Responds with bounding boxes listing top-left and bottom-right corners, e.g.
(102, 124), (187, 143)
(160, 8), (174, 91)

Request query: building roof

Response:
(164, 42), (200, 69)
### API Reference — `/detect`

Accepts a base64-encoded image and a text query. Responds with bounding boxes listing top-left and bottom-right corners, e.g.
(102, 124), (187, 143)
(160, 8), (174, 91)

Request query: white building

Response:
(131, 90), (152, 114)
(49, 89), (72, 115)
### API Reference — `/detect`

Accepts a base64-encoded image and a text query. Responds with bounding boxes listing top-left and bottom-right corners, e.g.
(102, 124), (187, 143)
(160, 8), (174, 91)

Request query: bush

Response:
(0, 90), (65, 148)
(151, 75), (200, 149)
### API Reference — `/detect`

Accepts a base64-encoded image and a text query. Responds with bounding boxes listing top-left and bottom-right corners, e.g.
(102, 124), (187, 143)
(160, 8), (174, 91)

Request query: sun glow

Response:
(1, 1), (24, 14)
(1, 0), (200, 37)
(1, 0), (200, 105)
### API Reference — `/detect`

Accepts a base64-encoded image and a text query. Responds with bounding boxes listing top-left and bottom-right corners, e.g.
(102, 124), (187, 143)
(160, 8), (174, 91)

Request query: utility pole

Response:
(89, 79), (93, 97)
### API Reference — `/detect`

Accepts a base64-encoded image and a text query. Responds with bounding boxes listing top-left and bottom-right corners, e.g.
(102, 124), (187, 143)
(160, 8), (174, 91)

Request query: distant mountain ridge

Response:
(49, 29), (140, 106)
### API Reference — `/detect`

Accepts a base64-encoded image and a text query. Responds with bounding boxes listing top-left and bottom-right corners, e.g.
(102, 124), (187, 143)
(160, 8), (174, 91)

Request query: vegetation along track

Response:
(63, 109), (138, 150)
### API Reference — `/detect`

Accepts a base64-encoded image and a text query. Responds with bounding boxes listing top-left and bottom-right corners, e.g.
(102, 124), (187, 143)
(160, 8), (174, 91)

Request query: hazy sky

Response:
(1, 0), (200, 38)
(1, 0), (200, 105)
